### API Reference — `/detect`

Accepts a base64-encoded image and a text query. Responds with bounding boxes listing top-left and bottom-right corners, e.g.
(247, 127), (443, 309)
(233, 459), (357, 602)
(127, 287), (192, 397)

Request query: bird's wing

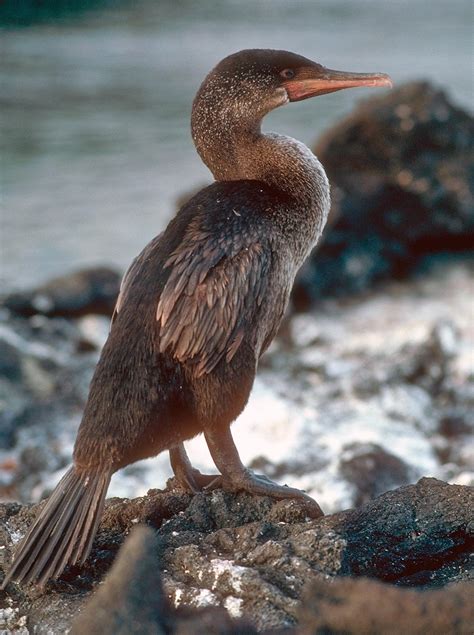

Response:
(156, 219), (270, 377)
(111, 232), (163, 326)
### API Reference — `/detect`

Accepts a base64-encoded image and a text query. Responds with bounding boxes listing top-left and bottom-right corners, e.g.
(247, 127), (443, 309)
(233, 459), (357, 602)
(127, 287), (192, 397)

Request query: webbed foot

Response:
(204, 427), (324, 518)
(204, 468), (323, 517)
(169, 444), (219, 493)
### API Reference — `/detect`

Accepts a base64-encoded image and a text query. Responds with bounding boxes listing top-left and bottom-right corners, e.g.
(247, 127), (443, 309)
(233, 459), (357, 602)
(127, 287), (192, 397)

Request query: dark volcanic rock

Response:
(294, 81), (474, 306)
(2, 266), (121, 318)
(339, 442), (413, 507)
(1, 478), (472, 633)
(338, 478), (474, 587)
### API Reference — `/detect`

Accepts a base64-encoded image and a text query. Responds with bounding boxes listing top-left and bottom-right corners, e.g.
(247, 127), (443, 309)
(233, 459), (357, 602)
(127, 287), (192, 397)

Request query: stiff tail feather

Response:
(1, 466), (111, 588)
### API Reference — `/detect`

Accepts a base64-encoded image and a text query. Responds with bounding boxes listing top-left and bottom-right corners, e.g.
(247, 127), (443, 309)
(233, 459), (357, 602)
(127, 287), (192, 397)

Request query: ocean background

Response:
(1, 0), (473, 290)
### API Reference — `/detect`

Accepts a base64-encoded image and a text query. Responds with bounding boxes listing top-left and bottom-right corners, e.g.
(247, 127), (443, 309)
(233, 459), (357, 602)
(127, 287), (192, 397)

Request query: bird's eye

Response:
(280, 69), (295, 80)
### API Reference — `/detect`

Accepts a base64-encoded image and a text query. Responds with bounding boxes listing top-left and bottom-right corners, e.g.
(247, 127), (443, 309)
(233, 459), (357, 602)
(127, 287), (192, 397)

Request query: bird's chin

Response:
(272, 86), (290, 108)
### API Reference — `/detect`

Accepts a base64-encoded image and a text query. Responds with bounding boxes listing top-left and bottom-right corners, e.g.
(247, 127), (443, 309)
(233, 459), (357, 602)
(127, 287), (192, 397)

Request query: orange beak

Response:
(284, 67), (393, 101)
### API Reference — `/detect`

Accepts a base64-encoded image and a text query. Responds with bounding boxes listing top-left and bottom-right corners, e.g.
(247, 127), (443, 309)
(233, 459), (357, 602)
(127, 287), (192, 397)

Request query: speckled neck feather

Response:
(191, 60), (328, 206)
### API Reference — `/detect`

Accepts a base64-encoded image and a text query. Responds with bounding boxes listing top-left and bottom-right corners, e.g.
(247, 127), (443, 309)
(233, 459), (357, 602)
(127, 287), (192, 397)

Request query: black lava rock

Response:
(294, 81), (474, 307)
(1, 478), (472, 632)
(339, 442), (413, 507)
(338, 477), (474, 587)
(2, 266), (121, 318)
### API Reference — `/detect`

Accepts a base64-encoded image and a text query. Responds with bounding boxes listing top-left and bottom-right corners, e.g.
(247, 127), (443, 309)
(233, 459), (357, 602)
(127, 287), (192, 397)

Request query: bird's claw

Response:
(173, 468), (220, 494)
(204, 469), (324, 518)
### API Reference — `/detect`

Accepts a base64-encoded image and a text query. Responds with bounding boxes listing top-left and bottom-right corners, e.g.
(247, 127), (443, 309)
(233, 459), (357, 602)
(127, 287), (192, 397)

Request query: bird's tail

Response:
(1, 466), (111, 588)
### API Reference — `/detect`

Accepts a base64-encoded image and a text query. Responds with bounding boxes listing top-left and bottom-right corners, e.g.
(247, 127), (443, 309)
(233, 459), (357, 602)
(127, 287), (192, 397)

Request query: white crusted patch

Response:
(194, 588), (219, 608)
(173, 588), (183, 606)
(210, 558), (247, 593)
(5, 523), (24, 545)
(224, 596), (244, 618)
(0, 605), (29, 634)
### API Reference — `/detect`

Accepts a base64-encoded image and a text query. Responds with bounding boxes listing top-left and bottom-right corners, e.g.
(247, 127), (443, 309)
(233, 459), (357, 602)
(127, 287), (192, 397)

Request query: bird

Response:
(2, 49), (391, 589)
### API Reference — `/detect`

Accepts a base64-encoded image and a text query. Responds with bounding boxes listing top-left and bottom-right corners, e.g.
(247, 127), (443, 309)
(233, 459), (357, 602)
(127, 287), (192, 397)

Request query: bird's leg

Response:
(169, 443), (219, 493)
(204, 426), (324, 518)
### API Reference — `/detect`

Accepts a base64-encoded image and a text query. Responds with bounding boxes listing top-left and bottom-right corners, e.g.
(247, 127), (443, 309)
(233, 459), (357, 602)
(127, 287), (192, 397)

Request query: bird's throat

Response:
(193, 118), (326, 206)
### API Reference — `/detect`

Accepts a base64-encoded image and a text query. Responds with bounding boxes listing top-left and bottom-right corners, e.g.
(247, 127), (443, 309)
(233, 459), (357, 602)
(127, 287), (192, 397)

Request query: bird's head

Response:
(194, 49), (392, 122)
(191, 49), (392, 183)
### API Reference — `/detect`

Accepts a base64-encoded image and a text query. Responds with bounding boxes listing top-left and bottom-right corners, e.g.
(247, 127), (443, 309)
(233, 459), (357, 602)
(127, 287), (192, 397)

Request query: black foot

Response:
(204, 427), (324, 518)
(169, 444), (219, 493)
(205, 469), (323, 518)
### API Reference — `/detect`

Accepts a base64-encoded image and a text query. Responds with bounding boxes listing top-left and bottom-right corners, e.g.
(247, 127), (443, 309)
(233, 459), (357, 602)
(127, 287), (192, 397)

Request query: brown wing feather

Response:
(156, 228), (270, 377)
(111, 232), (163, 325)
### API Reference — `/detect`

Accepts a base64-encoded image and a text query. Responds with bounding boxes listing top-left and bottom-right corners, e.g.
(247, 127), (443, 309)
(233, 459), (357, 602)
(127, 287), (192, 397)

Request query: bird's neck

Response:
(191, 113), (329, 206)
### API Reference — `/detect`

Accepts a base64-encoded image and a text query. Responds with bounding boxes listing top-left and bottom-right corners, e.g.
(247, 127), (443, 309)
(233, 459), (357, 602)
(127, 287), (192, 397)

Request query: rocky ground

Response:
(295, 80), (474, 307)
(1, 478), (473, 633)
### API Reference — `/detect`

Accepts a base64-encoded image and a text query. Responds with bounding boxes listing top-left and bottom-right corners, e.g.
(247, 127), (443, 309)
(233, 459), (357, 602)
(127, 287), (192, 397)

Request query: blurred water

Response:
(1, 0), (472, 290)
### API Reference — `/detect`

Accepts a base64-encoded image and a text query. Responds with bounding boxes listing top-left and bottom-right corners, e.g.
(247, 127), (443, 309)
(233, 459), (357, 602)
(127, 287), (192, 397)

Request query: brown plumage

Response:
(156, 229), (268, 376)
(2, 49), (391, 589)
